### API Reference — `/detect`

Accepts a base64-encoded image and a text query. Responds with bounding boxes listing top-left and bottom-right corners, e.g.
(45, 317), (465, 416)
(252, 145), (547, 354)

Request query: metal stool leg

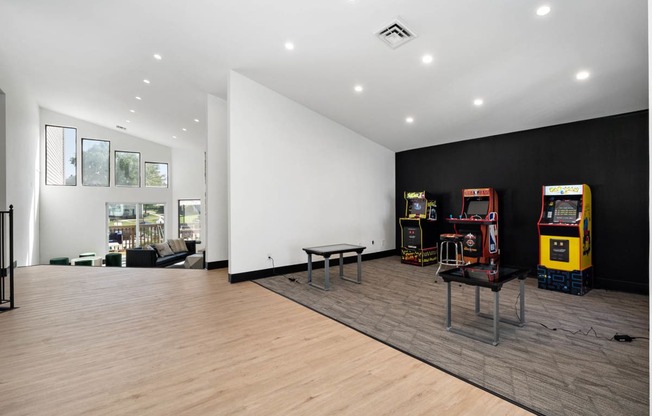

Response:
(436, 241), (444, 277)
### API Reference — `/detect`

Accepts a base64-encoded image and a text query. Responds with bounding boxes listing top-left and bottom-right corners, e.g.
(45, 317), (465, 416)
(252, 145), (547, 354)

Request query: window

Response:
(82, 139), (110, 186)
(46, 125), (77, 185)
(115, 151), (140, 187)
(145, 162), (168, 188)
(179, 199), (201, 241)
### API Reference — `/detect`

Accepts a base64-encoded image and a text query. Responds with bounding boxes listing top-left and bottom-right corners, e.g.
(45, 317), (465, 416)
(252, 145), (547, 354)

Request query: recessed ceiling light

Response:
(194, 118), (200, 123)
(405, 116), (414, 124)
(172, 135), (177, 139)
(473, 98), (484, 106)
(129, 109), (136, 113)
(421, 54), (434, 64)
(153, 54), (162, 60)
(536, 5), (551, 16)
(576, 70), (590, 80)
(126, 120), (131, 123)
(354, 85), (364, 93)
(135, 96), (142, 100)
(143, 79), (150, 84)
(284, 42), (295, 50)
(182, 128), (187, 132)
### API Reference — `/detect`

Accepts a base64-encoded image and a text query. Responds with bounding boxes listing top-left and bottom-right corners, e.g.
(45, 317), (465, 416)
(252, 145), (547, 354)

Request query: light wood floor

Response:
(0, 265), (532, 415)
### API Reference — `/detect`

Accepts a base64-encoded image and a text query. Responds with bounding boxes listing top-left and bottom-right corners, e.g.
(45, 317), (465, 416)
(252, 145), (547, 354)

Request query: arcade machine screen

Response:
(552, 200), (579, 224)
(466, 199), (489, 217)
(408, 199), (427, 217)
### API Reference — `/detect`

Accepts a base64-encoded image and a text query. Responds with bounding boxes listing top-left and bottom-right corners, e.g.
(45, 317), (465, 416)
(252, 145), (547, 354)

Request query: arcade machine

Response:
(446, 188), (499, 278)
(537, 184), (592, 295)
(399, 191), (438, 266)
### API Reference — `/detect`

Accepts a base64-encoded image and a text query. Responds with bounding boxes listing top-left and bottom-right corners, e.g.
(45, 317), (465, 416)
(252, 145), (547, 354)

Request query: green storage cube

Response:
(50, 257), (69, 265)
(105, 252), (122, 267)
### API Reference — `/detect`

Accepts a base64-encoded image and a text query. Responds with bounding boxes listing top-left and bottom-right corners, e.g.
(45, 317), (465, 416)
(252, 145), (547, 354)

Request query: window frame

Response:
(45, 124), (77, 186)
(81, 138), (111, 187)
(114, 150), (141, 188)
(145, 161), (169, 188)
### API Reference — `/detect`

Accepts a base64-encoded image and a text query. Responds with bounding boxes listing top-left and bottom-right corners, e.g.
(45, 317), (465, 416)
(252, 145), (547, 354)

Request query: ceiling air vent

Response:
(116, 125), (127, 131)
(375, 18), (417, 49)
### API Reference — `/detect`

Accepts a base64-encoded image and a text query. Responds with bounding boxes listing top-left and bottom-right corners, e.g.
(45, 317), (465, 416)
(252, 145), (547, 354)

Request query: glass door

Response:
(178, 199), (201, 241)
(140, 203), (166, 247)
(107, 203), (166, 251)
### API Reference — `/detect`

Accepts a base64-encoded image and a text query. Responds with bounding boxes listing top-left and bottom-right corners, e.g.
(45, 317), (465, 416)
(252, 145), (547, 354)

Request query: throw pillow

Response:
(153, 242), (174, 257)
(168, 238), (188, 253)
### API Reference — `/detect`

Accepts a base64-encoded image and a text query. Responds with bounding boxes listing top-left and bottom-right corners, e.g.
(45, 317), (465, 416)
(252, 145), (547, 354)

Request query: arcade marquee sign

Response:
(544, 185), (583, 196)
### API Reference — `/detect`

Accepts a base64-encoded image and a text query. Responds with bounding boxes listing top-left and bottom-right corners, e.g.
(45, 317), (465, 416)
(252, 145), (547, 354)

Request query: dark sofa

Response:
(126, 240), (197, 268)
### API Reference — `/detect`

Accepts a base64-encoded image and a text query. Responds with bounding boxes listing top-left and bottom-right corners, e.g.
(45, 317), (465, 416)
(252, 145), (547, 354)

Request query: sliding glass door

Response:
(107, 203), (166, 251)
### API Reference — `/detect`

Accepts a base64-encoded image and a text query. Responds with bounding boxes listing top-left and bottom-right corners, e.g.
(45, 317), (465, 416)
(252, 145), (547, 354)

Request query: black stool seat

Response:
(440, 233), (464, 241)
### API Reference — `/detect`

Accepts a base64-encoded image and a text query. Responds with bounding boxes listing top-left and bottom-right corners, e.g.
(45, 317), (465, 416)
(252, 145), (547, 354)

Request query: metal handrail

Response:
(0, 205), (15, 310)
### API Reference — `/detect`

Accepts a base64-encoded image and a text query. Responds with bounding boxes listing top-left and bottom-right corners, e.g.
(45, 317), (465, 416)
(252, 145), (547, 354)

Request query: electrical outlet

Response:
(372, 240), (375, 245)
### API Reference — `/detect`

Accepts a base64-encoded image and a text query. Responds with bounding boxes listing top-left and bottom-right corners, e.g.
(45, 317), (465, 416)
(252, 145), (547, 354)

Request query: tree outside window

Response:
(82, 139), (110, 186)
(115, 151), (140, 187)
(145, 162), (168, 188)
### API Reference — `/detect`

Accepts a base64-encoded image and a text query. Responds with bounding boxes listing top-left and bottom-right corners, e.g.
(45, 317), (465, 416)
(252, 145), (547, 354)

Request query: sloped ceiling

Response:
(0, 0), (647, 151)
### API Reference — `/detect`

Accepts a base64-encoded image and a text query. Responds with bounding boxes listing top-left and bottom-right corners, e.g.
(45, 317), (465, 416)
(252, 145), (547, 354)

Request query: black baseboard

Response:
(206, 260), (228, 270)
(228, 249), (397, 283)
(595, 278), (649, 295)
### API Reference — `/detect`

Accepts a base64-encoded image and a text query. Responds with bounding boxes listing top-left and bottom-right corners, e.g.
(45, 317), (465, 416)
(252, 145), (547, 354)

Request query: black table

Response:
(438, 264), (528, 345)
(302, 244), (366, 290)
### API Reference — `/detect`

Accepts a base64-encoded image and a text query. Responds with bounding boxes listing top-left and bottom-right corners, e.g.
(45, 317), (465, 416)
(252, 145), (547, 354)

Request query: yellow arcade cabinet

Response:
(399, 191), (438, 266)
(537, 184), (593, 295)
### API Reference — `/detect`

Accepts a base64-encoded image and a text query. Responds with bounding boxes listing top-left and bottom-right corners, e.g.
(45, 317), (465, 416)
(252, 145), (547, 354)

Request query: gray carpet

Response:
(255, 256), (649, 416)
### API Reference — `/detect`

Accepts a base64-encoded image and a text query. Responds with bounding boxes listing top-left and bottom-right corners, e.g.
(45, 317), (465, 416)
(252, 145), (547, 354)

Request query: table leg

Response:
(475, 286), (480, 314)
(356, 251), (362, 283)
(493, 290), (500, 346)
(339, 254), (344, 277)
(519, 278), (525, 325)
(324, 254), (330, 290)
(446, 281), (452, 330)
(307, 254), (313, 284)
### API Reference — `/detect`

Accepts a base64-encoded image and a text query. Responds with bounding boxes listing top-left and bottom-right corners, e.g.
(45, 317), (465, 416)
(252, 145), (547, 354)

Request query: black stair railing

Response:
(0, 205), (15, 310)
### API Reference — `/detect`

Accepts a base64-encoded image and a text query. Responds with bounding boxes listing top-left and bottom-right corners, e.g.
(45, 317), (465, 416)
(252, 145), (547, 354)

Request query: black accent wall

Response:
(396, 110), (649, 294)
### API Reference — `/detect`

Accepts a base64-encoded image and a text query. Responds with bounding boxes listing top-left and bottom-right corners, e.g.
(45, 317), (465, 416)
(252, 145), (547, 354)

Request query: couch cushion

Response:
(168, 238), (189, 253)
(153, 242), (174, 257)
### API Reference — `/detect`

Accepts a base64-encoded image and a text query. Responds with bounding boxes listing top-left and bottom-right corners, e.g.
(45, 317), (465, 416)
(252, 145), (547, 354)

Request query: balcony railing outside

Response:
(108, 223), (165, 250)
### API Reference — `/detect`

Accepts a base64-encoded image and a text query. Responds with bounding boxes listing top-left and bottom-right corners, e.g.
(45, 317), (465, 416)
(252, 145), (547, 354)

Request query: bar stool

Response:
(436, 233), (465, 277)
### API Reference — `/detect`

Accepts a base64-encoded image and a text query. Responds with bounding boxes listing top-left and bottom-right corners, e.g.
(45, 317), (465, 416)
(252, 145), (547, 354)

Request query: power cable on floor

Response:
(513, 292), (646, 342)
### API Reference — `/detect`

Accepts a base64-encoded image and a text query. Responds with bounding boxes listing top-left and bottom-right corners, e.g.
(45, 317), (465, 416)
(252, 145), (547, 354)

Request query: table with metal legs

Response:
(439, 265), (527, 346)
(302, 244), (366, 290)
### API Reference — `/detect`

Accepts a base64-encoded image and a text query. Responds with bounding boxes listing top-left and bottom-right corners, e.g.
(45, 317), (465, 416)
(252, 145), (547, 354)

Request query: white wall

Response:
(171, 147), (206, 251)
(228, 71), (395, 275)
(3, 84), (40, 266)
(0, 90), (6, 211)
(206, 94), (228, 264)
(39, 109), (173, 263)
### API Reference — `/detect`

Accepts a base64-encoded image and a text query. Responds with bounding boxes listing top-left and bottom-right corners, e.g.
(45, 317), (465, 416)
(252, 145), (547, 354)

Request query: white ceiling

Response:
(0, 0), (647, 152)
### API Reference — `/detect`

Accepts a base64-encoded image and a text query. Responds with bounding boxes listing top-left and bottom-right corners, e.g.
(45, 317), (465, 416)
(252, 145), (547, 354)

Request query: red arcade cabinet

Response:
(446, 188), (499, 265)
